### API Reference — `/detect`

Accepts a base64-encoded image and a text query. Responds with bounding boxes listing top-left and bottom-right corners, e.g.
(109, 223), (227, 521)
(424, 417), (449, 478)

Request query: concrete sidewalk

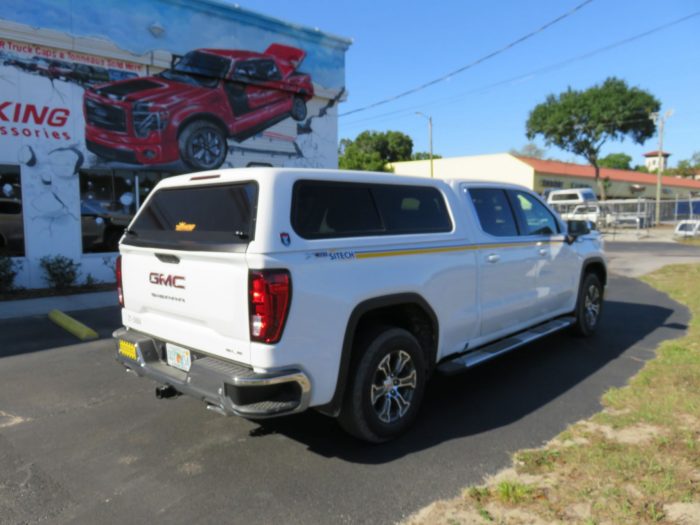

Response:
(601, 226), (678, 243)
(0, 291), (118, 320)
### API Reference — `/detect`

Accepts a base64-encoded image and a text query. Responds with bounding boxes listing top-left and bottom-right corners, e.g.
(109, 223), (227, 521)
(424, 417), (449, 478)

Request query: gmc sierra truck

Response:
(113, 168), (606, 442)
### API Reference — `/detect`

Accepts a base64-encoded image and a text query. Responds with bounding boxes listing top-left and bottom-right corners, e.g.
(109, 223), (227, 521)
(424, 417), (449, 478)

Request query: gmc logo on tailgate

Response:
(149, 273), (185, 289)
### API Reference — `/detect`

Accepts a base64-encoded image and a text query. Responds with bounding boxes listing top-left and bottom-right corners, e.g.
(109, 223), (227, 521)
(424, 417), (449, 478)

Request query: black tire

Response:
(290, 96), (307, 121)
(571, 273), (603, 337)
(178, 120), (227, 171)
(338, 327), (427, 443)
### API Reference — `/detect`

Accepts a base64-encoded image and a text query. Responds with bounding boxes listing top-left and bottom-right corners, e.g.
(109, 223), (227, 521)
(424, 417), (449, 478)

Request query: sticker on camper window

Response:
(175, 221), (196, 232)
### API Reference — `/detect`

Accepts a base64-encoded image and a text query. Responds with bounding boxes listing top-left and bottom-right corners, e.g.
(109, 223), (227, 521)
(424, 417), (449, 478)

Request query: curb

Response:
(48, 309), (99, 341)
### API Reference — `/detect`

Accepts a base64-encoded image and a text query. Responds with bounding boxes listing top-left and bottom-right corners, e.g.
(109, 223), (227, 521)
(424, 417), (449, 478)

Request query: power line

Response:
(341, 10), (700, 130)
(339, 0), (596, 118)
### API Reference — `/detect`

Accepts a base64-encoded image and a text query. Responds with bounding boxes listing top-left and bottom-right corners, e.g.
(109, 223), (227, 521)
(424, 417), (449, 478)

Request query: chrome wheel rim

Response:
(370, 350), (417, 424)
(584, 284), (601, 328)
(190, 129), (224, 168)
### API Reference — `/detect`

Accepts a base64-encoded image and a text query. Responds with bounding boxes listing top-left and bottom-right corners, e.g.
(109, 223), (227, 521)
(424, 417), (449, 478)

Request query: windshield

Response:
(159, 51), (229, 88)
(678, 223), (697, 232)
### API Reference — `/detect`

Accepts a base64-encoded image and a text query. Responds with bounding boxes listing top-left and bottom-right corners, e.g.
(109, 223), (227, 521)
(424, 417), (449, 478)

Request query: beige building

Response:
(390, 153), (700, 199)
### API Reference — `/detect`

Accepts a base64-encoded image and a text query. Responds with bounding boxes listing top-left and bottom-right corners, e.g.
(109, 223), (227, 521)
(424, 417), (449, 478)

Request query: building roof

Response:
(643, 150), (671, 157)
(516, 156), (700, 190)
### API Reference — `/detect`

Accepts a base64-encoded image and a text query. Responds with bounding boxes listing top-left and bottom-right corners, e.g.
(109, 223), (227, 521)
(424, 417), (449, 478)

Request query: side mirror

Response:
(566, 219), (591, 244)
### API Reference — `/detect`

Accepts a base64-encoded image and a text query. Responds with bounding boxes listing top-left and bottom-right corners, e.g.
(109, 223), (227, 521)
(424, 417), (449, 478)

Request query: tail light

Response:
(249, 270), (291, 344)
(116, 255), (124, 307)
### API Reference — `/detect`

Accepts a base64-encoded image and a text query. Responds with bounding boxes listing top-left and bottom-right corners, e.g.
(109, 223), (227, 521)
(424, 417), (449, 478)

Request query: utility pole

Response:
(650, 109), (673, 226)
(416, 112), (434, 178)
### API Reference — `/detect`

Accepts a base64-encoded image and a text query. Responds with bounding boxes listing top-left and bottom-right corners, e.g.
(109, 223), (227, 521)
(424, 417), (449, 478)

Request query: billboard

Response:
(0, 1), (350, 287)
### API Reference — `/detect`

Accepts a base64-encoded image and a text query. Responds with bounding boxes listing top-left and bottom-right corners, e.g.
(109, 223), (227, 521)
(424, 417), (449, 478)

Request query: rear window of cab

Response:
(123, 182), (257, 251)
(291, 180), (452, 239)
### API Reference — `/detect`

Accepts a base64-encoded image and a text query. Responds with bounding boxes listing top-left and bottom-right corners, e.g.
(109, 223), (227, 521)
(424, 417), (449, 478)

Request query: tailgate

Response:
(120, 246), (251, 363)
(119, 180), (257, 363)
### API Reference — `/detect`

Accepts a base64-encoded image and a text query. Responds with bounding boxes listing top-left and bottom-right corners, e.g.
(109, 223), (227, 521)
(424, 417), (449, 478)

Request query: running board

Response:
(437, 317), (576, 375)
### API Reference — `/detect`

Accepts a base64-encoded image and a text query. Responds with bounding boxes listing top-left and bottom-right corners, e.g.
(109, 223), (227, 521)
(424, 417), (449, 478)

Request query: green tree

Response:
(339, 130), (414, 171)
(411, 152), (443, 161)
(526, 77), (660, 199)
(599, 152), (632, 170)
(666, 151), (700, 178)
(509, 142), (546, 159)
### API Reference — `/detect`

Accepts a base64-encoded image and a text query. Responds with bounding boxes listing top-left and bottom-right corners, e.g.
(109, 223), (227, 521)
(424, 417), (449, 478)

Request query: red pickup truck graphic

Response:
(83, 44), (313, 171)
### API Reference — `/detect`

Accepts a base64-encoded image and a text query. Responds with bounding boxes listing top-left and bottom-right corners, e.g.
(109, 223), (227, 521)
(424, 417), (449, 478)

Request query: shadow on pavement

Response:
(249, 296), (682, 463)
(0, 306), (121, 358)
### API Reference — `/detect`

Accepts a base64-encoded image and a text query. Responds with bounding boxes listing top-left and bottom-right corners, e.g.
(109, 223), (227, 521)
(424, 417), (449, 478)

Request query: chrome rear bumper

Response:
(113, 327), (311, 418)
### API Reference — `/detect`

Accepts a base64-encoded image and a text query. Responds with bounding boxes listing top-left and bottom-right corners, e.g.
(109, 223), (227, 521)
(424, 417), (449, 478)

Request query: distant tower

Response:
(643, 150), (671, 172)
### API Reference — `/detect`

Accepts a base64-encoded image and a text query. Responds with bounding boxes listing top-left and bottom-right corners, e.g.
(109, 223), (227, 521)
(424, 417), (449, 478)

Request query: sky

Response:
(234, 0), (699, 167)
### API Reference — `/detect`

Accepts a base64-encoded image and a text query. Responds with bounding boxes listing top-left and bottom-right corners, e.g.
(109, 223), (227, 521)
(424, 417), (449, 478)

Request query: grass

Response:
(405, 263), (700, 525)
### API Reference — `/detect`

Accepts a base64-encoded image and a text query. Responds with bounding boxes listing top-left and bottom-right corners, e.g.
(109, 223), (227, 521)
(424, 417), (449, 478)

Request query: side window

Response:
(256, 60), (281, 81)
(373, 185), (452, 234)
(291, 182), (452, 239)
(292, 183), (382, 238)
(510, 191), (559, 236)
(469, 188), (519, 237)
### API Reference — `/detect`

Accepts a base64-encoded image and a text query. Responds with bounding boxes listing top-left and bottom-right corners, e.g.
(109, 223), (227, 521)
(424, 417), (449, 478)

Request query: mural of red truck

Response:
(83, 44), (313, 171)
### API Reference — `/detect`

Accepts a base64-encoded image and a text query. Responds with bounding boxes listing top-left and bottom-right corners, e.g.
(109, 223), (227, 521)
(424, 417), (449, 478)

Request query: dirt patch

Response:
(665, 502), (700, 524)
(403, 499), (553, 525)
(578, 421), (663, 444)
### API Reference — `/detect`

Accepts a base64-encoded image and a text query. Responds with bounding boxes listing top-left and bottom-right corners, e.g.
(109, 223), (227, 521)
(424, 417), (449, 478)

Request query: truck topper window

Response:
(124, 182), (257, 251)
(291, 181), (452, 239)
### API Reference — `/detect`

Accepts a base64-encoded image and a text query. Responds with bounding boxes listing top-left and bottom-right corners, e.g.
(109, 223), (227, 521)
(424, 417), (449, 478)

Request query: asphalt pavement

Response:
(0, 247), (695, 524)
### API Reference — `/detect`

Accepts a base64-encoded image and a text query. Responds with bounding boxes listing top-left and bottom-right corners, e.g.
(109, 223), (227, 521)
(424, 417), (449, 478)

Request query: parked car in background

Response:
(674, 219), (700, 239)
(559, 204), (613, 230)
(0, 198), (24, 256)
(84, 43), (314, 171)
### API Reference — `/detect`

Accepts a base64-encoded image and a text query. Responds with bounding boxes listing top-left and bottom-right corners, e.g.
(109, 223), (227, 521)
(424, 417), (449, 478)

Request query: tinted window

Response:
(291, 182), (451, 239)
(125, 182), (257, 251)
(551, 192), (578, 201)
(0, 200), (21, 214)
(373, 186), (452, 234)
(292, 183), (381, 238)
(0, 165), (24, 256)
(510, 191), (559, 235)
(469, 188), (518, 237)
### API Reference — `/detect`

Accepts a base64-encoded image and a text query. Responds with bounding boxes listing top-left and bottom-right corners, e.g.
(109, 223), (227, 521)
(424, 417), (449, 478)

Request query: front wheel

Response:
(571, 273), (603, 337)
(178, 120), (227, 171)
(338, 327), (426, 443)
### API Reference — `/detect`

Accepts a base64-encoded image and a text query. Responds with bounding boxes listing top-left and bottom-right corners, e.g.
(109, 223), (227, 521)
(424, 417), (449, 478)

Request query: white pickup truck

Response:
(114, 168), (606, 442)
(559, 204), (613, 230)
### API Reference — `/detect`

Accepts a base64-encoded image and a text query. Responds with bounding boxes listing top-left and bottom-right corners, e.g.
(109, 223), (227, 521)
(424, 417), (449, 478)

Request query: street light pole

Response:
(650, 109), (673, 226)
(416, 112), (434, 178)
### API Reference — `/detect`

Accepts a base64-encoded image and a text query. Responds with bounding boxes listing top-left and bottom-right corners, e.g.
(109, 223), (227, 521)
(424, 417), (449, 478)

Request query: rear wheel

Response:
(338, 327), (426, 442)
(290, 96), (307, 121)
(572, 273), (603, 337)
(178, 120), (227, 171)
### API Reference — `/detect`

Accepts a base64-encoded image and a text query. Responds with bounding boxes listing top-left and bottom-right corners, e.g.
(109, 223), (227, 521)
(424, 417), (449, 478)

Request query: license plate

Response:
(166, 343), (191, 372)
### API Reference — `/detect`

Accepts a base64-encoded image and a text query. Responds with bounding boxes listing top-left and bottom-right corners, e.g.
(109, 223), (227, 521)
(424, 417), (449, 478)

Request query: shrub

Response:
(0, 256), (20, 293)
(40, 255), (81, 289)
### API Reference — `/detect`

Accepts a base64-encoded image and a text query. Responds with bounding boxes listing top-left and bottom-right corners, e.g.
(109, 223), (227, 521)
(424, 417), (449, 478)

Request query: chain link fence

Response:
(551, 197), (700, 231)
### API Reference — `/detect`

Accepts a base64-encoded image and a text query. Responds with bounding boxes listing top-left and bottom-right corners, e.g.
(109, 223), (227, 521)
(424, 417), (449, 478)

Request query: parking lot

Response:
(0, 242), (697, 525)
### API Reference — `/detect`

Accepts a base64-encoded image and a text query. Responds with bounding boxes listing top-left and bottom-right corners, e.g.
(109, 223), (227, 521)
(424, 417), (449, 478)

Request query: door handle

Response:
(486, 253), (500, 263)
(538, 248), (547, 256)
